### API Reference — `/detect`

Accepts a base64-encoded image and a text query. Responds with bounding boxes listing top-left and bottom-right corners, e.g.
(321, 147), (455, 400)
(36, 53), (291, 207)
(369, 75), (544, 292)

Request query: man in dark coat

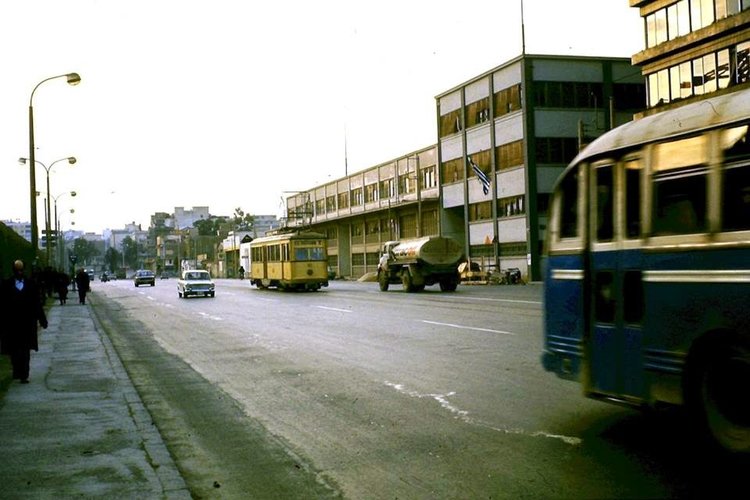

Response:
(0, 260), (48, 383)
(74, 268), (90, 305)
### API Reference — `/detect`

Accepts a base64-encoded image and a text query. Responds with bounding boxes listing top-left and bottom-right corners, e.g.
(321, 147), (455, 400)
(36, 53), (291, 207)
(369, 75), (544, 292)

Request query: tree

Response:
(194, 217), (226, 236)
(233, 207), (254, 231)
(71, 237), (100, 266)
(121, 236), (140, 270)
(104, 247), (122, 273)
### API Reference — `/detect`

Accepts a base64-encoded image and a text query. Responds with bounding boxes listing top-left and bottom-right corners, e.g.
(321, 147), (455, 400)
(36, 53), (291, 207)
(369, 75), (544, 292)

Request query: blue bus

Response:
(542, 88), (750, 454)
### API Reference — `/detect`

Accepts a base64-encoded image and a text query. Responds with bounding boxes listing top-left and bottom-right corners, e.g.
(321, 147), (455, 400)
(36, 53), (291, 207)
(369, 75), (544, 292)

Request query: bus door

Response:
(587, 159), (645, 401)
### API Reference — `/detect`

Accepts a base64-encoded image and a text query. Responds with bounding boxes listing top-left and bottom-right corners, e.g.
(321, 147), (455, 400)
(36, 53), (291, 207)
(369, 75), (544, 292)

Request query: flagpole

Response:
(521, 0), (526, 55)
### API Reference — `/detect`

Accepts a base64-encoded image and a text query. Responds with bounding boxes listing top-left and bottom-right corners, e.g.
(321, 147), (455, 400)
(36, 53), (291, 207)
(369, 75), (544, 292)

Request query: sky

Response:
(0, 0), (643, 235)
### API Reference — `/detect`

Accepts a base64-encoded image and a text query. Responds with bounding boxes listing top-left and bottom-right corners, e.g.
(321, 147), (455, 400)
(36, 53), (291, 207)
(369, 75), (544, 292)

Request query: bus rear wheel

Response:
(689, 337), (750, 454)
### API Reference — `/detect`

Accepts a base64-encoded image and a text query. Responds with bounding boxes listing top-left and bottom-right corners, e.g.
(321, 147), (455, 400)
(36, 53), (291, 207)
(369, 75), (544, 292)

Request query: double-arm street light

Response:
(27, 72), (81, 255)
(53, 190), (76, 267)
(20, 156), (77, 264)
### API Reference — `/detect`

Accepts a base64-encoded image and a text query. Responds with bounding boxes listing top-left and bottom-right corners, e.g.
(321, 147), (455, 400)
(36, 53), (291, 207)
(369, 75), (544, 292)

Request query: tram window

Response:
(295, 246), (325, 261)
(594, 271), (615, 324)
(723, 164), (750, 231)
(559, 166), (580, 239)
(625, 160), (642, 238)
(595, 165), (614, 242)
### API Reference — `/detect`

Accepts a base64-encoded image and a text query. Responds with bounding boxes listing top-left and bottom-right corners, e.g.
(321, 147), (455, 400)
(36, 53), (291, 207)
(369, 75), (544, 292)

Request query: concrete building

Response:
(631, 0), (750, 115)
(173, 206), (209, 230)
(286, 145), (440, 278)
(252, 214), (279, 237)
(437, 54), (644, 281)
(287, 54), (644, 281)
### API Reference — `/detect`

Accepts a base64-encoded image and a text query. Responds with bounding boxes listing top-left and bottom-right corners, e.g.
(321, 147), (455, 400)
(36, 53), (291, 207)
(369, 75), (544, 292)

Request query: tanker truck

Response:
(377, 236), (463, 292)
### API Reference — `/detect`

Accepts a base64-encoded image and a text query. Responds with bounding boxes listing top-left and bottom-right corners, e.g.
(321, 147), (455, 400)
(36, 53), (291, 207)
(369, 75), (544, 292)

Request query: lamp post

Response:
(53, 191), (76, 267)
(27, 72), (81, 253)
(20, 156), (77, 265)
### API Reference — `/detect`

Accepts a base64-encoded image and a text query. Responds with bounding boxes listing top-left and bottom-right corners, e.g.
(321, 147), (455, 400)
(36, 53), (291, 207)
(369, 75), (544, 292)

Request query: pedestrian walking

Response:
(0, 260), (48, 383)
(55, 271), (70, 305)
(74, 268), (90, 305)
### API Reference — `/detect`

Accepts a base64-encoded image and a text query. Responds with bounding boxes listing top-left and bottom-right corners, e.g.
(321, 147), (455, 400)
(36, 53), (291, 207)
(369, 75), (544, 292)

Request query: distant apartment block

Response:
(631, 0), (750, 114)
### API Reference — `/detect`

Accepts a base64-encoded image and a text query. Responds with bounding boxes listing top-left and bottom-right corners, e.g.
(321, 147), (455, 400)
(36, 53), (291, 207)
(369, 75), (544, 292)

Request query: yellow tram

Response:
(249, 231), (329, 291)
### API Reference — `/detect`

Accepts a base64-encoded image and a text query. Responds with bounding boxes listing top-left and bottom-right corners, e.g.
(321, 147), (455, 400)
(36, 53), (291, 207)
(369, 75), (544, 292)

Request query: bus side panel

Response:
(642, 247), (750, 404)
(543, 253), (586, 381)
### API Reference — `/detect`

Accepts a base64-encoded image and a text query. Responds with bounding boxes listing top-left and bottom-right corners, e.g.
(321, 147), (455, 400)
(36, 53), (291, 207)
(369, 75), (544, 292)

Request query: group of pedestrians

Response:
(0, 259), (90, 384)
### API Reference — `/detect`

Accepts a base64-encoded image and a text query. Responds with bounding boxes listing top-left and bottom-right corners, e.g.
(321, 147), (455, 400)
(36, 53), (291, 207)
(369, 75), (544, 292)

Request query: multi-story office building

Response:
(286, 145), (439, 278)
(631, 0), (750, 114)
(286, 55), (644, 281)
(439, 54), (643, 281)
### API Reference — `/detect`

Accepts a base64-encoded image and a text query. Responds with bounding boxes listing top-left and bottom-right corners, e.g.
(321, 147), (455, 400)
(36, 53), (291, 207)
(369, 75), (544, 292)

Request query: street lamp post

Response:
(27, 72), (81, 253)
(20, 156), (77, 265)
(53, 191), (76, 267)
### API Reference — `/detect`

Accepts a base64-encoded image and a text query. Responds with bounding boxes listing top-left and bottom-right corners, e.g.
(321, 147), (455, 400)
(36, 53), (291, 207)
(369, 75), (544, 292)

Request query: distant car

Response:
(134, 270), (156, 287)
(178, 270), (215, 298)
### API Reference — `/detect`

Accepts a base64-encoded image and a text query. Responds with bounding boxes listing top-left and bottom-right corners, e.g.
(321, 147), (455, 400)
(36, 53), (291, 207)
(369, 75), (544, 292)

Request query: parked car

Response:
(134, 269), (156, 287)
(177, 269), (215, 298)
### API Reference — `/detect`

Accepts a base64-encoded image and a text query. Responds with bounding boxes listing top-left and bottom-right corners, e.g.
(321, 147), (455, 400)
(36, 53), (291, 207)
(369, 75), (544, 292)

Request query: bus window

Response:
(722, 126), (750, 231)
(652, 135), (708, 236)
(559, 166), (580, 239)
(624, 159), (642, 239)
(723, 165), (750, 231)
(595, 165), (614, 242)
(623, 270), (644, 324)
(594, 271), (615, 323)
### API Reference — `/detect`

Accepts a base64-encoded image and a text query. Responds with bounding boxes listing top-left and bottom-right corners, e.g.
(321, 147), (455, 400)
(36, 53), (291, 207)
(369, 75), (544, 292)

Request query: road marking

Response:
(147, 296), (155, 301)
(384, 381), (581, 446)
(197, 312), (223, 321)
(421, 320), (515, 335)
(316, 306), (352, 313)
(451, 296), (541, 305)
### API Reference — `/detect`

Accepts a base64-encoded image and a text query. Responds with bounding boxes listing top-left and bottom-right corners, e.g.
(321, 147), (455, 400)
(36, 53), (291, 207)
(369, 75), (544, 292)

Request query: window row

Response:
(349, 210), (438, 240)
(439, 84), (522, 137)
(468, 195), (526, 222)
(532, 82), (645, 111)
(536, 137), (580, 165)
(646, 46), (744, 107)
(303, 167), (438, 216)
(646, 0), (750, 49)
(442, 141), (524, 185)
(469, 242), (527, 259)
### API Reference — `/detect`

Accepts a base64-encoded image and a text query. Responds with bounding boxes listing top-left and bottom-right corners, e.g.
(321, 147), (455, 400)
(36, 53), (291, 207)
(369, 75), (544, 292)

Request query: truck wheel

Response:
(440, 280), (458, 292)
(378, 272), (389, 291)
(401, 271), (414, 293)
(687, 336), (750, 454)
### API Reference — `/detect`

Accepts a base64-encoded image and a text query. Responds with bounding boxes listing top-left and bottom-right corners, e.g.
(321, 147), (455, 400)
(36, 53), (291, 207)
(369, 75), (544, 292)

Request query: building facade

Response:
(286, 145), (440, 278)
(632, 0), (750, 114)
(285, 55), (644, 281)
(437, 54), (644, 281)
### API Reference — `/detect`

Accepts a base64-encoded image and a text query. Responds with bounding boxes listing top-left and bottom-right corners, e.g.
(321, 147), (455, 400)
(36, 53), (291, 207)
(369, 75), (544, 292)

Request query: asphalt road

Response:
(89, 278), (742, 498)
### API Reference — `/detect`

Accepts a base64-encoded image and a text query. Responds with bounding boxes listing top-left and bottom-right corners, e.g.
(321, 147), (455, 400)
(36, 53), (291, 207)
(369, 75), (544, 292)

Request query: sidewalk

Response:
(0, 297), (190, 499)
